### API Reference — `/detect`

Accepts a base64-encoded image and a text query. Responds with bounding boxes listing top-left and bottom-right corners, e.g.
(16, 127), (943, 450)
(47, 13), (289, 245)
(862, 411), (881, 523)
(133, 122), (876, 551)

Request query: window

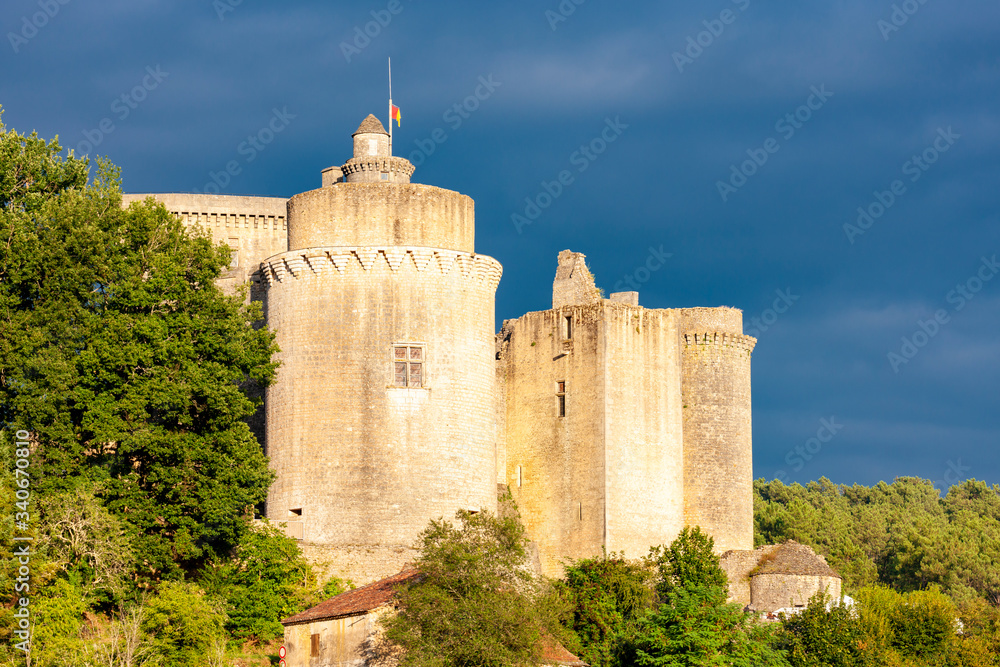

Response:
(564, 315), (573, 339)
(517, 465), (522, 488)
(368, 138), (378, 155)
(394, 346), (424, 387)
(288, 508), (302, 517)
(380, 172), (389, 180)
(311, 633), (320, 657)
(556, 381), (566, 417)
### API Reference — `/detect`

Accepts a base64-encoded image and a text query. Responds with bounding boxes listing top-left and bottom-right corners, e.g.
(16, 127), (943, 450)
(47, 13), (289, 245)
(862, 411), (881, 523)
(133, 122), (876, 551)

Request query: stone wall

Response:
(679, 309), (756, 554)
(750, 573), (842, 611)
(286, 183), (474, 253)
(262, 246), (502, 585)
(501, 299), (687, 576)
(603, 304), (685, 559)
(501, 305), (607, 577)
(283, 609), (381, 667)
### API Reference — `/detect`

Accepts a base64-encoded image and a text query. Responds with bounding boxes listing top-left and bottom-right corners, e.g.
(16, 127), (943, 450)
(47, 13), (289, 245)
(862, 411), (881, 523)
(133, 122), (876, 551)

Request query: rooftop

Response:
(353, 113), (389, 136)
(754, 541), (840, 578)
(281, 567), (422, 626)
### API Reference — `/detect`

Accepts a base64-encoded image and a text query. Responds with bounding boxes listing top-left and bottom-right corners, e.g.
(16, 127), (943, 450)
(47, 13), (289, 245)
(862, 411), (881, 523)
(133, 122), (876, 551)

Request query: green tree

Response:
(635, 528), (787, 667)
(775, 593), (873, 667)
(141, 581), (227, 667)
(0, 111), (279, 582)
(385, 509), (571, 667)
(200, 520), (347, 642)
(560, 553), (654, 666)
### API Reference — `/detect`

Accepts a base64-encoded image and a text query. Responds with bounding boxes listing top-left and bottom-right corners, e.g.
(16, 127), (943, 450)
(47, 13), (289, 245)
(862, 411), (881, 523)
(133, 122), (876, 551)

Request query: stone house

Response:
(280, 568), (586, 667)
(720, 540), (843, 613)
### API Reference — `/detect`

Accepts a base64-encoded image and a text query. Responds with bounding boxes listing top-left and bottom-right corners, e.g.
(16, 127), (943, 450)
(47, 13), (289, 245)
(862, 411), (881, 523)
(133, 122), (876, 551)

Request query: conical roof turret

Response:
(353, 114), (389, 136)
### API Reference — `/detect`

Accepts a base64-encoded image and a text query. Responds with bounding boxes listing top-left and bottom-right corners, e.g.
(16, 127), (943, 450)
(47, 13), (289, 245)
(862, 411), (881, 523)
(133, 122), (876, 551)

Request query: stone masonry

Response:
(126, 113), (761, 586)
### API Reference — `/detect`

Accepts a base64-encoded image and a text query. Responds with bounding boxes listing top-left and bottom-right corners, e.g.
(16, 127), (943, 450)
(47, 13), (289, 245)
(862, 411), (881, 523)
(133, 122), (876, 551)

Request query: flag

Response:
(391, 104), (401, 126)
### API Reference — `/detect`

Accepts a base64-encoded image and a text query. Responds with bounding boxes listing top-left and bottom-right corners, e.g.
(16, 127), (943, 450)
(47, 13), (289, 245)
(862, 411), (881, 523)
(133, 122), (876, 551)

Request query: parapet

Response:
(552, 250), (602, 309)
(677, 306), (744, 335)
(287, 183), (475, 253)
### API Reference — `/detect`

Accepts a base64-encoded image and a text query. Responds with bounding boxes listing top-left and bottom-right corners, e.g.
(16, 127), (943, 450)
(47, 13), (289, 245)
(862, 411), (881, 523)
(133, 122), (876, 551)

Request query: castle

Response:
(123, 114), (758, 584)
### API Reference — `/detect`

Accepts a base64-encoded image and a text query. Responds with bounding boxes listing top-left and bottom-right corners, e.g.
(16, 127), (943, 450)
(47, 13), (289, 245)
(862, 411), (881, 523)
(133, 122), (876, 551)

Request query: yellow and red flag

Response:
(391, 104), (401, 126)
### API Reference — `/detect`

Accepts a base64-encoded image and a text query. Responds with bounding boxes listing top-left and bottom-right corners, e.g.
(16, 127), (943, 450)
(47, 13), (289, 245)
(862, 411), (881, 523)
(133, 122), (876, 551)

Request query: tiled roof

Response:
(540, 635), (588, 666)
(281, 568), (422, 626)
(353, 114), (389, 136)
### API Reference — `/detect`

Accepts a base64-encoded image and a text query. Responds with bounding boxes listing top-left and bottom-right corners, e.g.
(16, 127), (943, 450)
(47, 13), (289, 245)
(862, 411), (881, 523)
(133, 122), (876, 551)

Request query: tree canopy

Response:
(0, 108), (279, 582)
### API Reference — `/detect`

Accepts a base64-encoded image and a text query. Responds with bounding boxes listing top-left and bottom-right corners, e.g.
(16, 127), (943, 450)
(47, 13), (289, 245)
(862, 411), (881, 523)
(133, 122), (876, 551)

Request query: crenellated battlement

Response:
(683, 331), (757, 354)
(260, 246), (502, 290)
(340, 155), (415, 182)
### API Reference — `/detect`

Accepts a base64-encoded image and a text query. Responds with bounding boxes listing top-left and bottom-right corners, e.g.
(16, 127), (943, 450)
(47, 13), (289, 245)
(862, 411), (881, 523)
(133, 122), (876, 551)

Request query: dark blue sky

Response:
(3, 0), (997, 488)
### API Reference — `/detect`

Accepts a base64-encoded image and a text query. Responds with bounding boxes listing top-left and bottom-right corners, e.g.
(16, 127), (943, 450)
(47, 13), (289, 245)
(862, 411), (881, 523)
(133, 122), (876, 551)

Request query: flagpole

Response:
(388, 57), (393, 156)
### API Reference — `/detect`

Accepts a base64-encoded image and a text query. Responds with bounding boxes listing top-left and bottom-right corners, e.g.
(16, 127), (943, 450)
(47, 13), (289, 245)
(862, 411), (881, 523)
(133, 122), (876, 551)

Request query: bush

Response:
(141, 581), (227, 667)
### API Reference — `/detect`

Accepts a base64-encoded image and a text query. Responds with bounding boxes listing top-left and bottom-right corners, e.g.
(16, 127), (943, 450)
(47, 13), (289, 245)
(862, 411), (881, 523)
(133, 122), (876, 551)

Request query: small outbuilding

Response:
(281, 568), (587, 667)
(281, 568), (420, 667)
(720, 540), (843, 613)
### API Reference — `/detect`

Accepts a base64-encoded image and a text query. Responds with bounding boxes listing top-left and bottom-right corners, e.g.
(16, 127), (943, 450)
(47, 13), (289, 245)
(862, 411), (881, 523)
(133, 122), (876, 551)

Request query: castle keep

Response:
(126, 114), (758, 583)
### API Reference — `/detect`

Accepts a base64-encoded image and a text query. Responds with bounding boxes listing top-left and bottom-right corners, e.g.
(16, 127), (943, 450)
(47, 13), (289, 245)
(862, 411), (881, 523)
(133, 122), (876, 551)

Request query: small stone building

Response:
(281, 568), (587, 667)
(720, 540), (842, 612)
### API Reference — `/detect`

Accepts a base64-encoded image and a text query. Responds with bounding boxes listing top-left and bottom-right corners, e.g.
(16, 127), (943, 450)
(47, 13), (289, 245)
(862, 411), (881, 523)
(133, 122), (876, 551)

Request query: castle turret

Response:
(679, 308), (756, 553)
(341, 114), (414, 184)
(262, 115), (501, 584)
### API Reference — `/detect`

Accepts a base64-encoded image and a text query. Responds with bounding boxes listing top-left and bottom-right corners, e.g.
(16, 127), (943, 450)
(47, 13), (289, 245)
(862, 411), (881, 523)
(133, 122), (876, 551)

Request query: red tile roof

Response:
(540, 635), (588, 666)
(281, 568), (422, 626)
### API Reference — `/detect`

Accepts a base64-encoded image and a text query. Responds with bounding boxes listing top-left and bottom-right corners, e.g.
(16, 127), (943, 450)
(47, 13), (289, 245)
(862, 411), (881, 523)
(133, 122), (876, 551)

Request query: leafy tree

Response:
(141, 581), (227, 667)
(560, 553), (654, 666)
(0, 111), (278, 582)
(634, 527), (788, 667)
(775, 593), (873, 667)
(200, 520), (347, 642)
(385, 509), (571, 667)
(29, 578), (89, 667)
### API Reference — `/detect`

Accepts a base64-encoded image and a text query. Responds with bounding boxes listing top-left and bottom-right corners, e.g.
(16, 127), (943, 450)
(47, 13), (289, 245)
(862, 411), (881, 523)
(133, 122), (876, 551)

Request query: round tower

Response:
(342, 114), (415, 184)
(262, 115), (501, 584)
(679, 307), (756, 553)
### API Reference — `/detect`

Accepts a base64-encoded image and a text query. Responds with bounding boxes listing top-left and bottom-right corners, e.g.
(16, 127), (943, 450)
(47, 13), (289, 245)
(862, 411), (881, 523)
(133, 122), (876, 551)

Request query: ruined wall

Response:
(603, 304), (685, 558)
(501, 305), (607, 577)
(720, 547), (775, 607)
(262, 245), (501, 585)
(120, 192), (287, 294)
(680, 308), (756, 553)
(287, 183), (474, 253)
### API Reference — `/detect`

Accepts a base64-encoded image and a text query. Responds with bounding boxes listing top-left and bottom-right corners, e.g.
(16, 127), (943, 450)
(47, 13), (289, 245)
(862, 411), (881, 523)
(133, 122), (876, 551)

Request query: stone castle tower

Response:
(497, 251), (755, 576)
(125, 113), (755, 584)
